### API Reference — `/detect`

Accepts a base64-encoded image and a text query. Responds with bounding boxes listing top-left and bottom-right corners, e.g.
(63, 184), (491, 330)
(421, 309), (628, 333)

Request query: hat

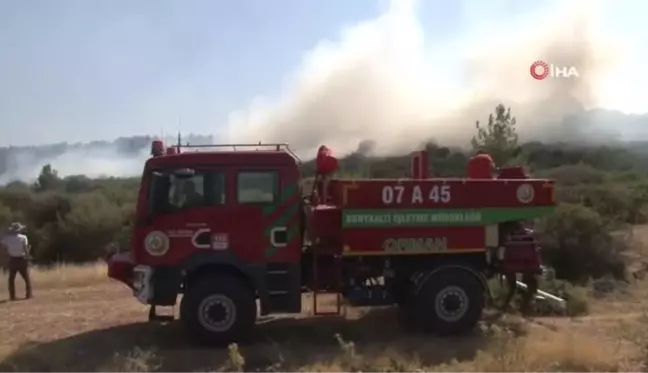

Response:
(7, 222), (24, 233)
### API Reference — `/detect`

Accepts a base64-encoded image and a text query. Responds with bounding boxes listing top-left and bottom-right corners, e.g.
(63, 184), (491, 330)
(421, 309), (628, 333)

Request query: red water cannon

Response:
(151, 140), (165, 157)
(166, 147), (178, 155)
(316, 145), (338, 175)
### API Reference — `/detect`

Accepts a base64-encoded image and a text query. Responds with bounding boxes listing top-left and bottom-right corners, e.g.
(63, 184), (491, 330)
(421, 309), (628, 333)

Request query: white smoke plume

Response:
(0, 135), (218, 184)
(225, 0), (627, 158)
(0, 146), (150, 184)
(0, 0), (640, 182)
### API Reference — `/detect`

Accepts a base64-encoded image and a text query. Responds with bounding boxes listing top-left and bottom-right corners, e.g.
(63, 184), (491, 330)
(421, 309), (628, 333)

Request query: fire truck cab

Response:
(109, 141), (304, 344)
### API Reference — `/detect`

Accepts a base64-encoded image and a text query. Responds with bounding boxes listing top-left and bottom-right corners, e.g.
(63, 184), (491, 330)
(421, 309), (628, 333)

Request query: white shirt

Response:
(1, 233), (29, 258)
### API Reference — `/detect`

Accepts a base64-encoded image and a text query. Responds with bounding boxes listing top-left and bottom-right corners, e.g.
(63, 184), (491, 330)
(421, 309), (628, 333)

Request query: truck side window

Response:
(169, 174), (206, 210)
(148, 172), (171, 215)
(237, 171), (278, 204)
(206, 171), (226, 205)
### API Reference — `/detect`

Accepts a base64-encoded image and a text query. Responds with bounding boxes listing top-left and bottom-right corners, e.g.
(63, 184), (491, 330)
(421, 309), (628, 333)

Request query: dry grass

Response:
(0, 263), (646, 372)
(0, 260), (107, 293)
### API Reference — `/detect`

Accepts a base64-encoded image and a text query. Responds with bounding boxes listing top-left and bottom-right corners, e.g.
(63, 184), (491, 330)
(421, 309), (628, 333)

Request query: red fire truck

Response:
(107, 140), (556, 345)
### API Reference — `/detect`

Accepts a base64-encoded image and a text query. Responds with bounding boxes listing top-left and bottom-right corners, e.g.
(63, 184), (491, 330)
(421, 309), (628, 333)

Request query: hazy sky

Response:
(0, 0), (646, 147)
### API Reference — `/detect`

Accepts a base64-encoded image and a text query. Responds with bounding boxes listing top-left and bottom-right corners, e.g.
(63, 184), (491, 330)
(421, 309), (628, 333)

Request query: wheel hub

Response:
(435, 286), (469, 322)
(198, 294), (236, 332)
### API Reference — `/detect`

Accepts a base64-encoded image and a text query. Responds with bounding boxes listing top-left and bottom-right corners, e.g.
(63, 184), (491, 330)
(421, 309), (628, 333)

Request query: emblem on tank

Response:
(516, 184), (535, 204)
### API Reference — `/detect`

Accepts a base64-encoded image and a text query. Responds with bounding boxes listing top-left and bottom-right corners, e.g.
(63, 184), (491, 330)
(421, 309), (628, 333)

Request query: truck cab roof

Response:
(145, 149), (299, 169)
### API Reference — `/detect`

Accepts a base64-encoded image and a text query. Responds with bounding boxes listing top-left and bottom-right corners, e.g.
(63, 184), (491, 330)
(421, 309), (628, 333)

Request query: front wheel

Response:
(412, 269), (485, 336)
(180, 274), (257, 346)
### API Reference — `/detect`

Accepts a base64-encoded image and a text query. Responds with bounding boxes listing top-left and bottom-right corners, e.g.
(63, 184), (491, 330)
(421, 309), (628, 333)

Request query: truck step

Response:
(148, 305), (175, 322)
(312, 291), (342, 316)
(346, 286), (393, 307)
(265, 264), (301, 313)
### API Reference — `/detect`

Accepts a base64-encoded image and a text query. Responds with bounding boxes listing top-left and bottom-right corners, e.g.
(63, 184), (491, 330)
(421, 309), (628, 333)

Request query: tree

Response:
(471, 104), (521, 165)
(34, 164), (60, 192)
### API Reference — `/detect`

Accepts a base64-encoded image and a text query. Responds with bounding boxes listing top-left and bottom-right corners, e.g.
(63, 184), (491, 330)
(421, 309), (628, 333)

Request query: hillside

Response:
(2, 106), (648, 184)
(0, 134), (216, 183)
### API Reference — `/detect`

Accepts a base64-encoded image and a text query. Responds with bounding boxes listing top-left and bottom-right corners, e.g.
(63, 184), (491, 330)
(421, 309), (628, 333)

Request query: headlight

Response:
(144, 231), (170, 257)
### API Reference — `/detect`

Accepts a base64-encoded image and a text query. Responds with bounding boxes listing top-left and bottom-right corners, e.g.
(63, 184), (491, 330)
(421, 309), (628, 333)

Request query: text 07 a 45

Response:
(381, 184), (452, 205)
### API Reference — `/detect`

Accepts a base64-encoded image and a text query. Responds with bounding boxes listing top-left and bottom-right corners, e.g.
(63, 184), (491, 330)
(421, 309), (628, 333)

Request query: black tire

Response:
(412, 269), (485, 336)
(180, 274), (257, 346)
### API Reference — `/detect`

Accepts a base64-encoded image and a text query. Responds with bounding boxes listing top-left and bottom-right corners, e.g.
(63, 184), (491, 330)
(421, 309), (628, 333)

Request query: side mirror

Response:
(172, 168), (195, 178)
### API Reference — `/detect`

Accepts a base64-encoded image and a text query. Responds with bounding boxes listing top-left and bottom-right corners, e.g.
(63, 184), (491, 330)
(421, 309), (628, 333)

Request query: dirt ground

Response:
(0, 262), (647, 372)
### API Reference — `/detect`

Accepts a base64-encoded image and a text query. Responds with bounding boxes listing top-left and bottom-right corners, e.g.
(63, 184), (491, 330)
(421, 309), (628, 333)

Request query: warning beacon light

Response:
(151, 140), (164, 157)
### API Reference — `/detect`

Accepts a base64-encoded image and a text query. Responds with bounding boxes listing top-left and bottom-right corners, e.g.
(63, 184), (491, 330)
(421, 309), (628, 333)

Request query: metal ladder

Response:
(311, 247), (342, 316)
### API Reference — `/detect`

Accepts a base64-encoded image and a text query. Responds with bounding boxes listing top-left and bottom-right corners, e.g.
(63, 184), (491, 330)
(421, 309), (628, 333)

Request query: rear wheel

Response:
(412, 269), (485, 335)
(180, 274), (257, 346)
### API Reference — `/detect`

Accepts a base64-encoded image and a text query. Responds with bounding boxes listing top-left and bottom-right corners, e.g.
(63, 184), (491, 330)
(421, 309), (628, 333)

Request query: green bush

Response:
(538, 203), (627, 283)
(56, 192), (130, 262)
(0, 173), (138, 264)
(534, 164), (610, 186)
(487, 275), (590, 316)
(539, 277), (590, 316)
(553, 181), (648, 224)
(0, 202), (12, 229)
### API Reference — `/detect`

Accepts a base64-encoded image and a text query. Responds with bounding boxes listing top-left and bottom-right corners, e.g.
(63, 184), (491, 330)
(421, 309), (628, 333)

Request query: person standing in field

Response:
(1, 222), (32, 300)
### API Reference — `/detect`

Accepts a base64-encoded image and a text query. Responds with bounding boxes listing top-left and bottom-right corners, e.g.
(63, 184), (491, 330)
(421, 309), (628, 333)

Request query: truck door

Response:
(134, 168), (230, 266)
(232, 169), (301, 263)
(232, 167), (302, 313)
